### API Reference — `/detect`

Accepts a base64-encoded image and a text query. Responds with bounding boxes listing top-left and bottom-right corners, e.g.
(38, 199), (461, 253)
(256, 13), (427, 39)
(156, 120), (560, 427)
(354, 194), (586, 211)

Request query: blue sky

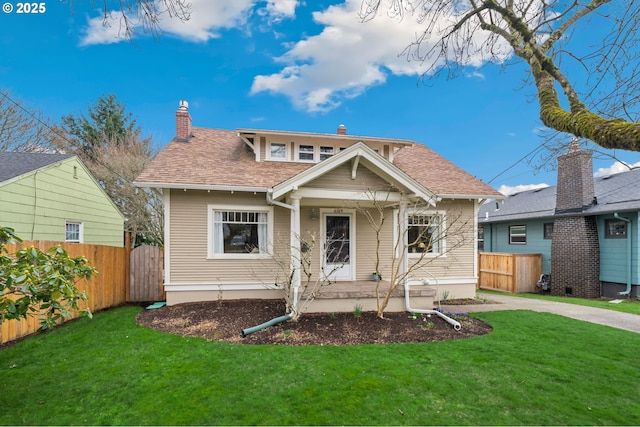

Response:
(2, 0), (639, 194)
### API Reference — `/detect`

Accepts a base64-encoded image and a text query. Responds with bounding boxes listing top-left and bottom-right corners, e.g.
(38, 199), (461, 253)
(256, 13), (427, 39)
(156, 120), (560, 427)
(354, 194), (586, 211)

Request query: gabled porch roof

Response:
(271, 141), (438, 205)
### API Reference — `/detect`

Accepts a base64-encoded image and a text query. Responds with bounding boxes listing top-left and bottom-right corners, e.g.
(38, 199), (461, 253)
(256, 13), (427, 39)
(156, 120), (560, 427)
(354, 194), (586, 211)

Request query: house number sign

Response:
(333, 208), (343, 213)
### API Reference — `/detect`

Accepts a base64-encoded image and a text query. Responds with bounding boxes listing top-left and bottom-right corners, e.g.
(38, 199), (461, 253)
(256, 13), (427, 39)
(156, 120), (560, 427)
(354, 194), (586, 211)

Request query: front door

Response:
(323, 214), (352, 281)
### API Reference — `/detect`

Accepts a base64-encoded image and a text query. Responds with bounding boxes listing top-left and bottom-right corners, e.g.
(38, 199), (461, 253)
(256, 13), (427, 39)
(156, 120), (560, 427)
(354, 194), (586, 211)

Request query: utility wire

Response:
(487, 142), (548, 184)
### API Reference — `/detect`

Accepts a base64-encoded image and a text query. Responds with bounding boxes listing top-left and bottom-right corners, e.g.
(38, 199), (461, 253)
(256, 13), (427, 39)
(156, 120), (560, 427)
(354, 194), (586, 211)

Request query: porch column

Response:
(399, 200), (409, 284)
(290, 195), (302, 309)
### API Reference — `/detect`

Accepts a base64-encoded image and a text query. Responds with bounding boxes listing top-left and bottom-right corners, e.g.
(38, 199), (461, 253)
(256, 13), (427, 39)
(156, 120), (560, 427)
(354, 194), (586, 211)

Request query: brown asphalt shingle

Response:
(136, 127), (500, 198)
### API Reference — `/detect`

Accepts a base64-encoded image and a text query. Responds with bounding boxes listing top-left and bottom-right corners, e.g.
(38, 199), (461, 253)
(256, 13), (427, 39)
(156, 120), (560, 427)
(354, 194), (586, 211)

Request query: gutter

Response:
(613, 213), (632, 296)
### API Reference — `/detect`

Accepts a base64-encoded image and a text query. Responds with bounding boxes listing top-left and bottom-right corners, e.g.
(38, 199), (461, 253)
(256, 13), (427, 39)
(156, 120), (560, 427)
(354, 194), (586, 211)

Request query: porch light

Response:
(310, 208), (319, 220)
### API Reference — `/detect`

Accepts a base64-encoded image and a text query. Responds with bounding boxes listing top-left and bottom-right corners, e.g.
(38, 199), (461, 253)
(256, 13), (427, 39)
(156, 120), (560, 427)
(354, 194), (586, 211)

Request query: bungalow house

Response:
(134, 101), (501, 312)
(479, 143), (640, 298)
(0, 152), (125, 247)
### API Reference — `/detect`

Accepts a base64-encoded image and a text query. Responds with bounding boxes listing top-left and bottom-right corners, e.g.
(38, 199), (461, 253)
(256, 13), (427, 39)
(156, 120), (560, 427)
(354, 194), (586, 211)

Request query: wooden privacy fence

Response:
(478, 252), (542, 294)
(1, 240), (129, 345)
(129, 245), (164, 302)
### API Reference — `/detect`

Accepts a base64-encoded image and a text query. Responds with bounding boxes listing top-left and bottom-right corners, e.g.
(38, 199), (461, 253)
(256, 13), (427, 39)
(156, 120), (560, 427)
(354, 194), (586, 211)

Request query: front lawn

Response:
(0, 306), (638, 425)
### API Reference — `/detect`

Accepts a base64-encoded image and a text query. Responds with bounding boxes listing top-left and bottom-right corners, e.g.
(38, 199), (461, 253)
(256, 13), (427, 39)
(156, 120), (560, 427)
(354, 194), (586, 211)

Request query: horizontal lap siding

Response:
(356, 208), (394, 280)
(305, 164), (391, 191)
(169, 190), (285, 283)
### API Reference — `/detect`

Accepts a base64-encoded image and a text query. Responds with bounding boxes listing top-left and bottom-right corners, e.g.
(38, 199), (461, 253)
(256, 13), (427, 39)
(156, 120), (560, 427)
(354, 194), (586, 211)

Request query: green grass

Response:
(1, 306), (639, 425)
(478, 290), (640, 315)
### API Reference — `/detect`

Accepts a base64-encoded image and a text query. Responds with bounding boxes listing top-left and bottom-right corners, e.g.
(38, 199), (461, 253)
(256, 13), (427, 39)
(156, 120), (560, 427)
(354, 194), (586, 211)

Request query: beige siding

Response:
(304, 163), (391, 191)
(355, 207), (395, 280)
(168, 190), (287, 284)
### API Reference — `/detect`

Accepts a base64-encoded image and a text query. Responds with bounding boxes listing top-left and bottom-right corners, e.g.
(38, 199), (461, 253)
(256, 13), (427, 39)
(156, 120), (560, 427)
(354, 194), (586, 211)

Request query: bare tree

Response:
(0, 89), (59, 152)
(260, 231), (348, 321)
(83, 139), (164, 246)
(353, 191), (469, 318)
(360, 1), (640, 152)
(67, 0), (191, 40)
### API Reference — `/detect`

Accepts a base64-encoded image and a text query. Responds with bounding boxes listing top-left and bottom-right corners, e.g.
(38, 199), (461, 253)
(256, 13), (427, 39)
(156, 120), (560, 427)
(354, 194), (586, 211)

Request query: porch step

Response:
(308, 280), (436, 300)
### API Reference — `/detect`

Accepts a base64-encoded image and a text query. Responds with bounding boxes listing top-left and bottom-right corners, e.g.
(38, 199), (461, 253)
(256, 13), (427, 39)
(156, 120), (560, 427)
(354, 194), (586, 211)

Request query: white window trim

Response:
(65, 221), (83, 243)
(207, 204), (274, 259)
(296, 144), (316, 162)
(509, 225), (527, 245)
(268, 142), (288, 161)
(406, 209), (447, 258)
(319, 145), (335, 161)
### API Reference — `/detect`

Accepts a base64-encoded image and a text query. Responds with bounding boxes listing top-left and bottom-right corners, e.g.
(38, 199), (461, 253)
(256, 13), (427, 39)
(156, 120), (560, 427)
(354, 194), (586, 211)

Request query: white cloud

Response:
(79, 15), (128, 46)
(251, 0), (513, 112)
(594, 161), (640, 178)
(498, 183), (549, 196)
(79, 0), (297, 45)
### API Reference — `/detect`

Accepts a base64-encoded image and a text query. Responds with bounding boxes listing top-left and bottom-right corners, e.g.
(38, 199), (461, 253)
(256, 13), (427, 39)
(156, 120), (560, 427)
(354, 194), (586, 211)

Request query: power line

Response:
(487, 141), (548, 184)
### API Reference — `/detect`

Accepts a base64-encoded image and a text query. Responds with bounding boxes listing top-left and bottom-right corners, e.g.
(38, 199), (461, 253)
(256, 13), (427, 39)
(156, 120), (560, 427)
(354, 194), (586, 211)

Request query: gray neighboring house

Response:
(0, 152), (124, 246)
(479, 143), (640, 298)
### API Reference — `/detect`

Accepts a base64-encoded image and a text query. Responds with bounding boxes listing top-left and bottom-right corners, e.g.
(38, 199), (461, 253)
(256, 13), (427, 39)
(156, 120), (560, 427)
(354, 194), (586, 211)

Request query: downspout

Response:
(241, 190), (300, 337)
(613, 213), (632, 296)
(406, 268), (461, 330)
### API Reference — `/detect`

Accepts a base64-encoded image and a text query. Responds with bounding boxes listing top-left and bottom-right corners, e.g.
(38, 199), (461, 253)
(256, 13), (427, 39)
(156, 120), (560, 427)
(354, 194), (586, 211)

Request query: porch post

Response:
(290, 195), (302, 311)
(399, 200), (409, 284)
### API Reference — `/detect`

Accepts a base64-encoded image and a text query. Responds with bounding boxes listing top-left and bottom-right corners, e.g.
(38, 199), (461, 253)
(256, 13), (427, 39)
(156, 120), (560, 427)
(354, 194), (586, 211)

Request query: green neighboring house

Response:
(0, 152), (124, 247)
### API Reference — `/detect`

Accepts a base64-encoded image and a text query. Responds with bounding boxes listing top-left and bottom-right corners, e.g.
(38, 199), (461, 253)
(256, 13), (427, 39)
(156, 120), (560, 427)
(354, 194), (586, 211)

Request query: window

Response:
(509, 225), (526, 244)
(408, 214), (442, 254)
(320, 146), (334, 161)
(605, 219), (627, 239)
(298, 145), (314, 161)
(543, 223), (554, 239)
(270, 143), (287, 160)
(65, 221), (82, 243)
(209, 207), (271, 257)
(478, 226), (484, 251)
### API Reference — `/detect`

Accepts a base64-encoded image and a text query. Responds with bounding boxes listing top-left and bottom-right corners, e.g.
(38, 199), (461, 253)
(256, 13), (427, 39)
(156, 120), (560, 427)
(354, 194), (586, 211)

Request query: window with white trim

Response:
(298, 145), (314, 161)
(65, 221), (82, 243)
(269, 143), (287, 160)
(408, 214), (442, 255)
(319, 146), (334, 161)
(509, 225), (526, 244)
(209, 207), (271, 257)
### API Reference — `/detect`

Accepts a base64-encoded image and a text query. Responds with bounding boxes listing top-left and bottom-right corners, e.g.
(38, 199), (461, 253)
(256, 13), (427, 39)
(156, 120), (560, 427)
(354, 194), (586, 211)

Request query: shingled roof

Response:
(135, 126), (501, 198)
(0, 152), (73, 184)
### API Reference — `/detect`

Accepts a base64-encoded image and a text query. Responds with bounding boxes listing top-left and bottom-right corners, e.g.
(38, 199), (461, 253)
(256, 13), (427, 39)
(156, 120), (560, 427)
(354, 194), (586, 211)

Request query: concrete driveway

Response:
(439, 293), (640, 334)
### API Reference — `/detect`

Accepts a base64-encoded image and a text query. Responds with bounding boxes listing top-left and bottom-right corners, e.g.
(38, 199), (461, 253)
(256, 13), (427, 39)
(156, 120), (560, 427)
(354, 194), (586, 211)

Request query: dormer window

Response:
(320, 146), (334, 161)
(298, 145), (314, 161)
(270, 143), (287, 160)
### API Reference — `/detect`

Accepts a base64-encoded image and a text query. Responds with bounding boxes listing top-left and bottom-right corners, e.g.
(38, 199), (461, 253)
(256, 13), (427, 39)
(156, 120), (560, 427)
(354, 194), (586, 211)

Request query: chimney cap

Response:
(178, 100), (189, 111)
(337, 124), (347, 135)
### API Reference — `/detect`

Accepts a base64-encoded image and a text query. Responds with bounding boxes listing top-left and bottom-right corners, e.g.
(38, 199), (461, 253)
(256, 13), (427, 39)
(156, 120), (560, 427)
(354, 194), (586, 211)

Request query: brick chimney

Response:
(175, 100), (192, 142)
(550, 142), (600, 298)
(337, 124), (347, 135)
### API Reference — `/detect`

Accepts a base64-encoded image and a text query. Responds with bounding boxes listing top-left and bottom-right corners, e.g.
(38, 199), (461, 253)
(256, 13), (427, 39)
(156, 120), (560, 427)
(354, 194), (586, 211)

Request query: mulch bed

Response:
(136, 298), (494, 345)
